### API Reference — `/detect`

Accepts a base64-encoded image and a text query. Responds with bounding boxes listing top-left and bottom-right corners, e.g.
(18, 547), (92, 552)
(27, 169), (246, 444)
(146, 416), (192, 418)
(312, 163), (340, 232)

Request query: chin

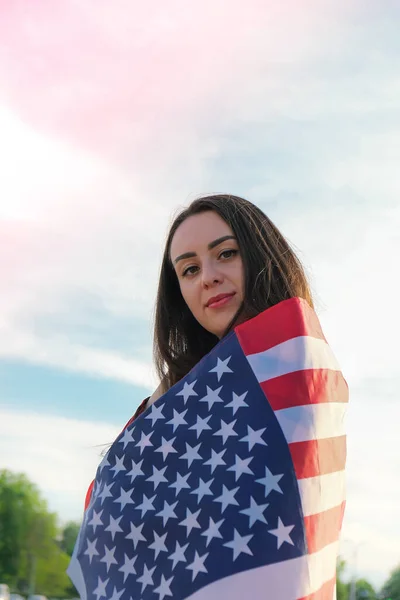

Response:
(201, 303), (243, 339)
(207, 316), (236, 339)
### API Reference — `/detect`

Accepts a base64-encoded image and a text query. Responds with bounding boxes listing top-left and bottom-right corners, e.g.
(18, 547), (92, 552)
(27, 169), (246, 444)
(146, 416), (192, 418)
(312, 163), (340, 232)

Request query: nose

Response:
(201, 259), (223, 288)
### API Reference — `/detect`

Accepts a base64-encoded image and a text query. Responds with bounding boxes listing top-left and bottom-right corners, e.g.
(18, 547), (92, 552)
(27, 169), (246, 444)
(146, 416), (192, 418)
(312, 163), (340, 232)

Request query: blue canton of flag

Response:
(68, 331), (307, 600)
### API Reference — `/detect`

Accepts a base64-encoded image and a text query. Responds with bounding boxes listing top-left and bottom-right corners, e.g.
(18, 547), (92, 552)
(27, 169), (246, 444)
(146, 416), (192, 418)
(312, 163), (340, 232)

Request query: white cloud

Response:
(0, 407), (120, 523)
(339, 389), (400, 587)
(0, 324), (156, 389)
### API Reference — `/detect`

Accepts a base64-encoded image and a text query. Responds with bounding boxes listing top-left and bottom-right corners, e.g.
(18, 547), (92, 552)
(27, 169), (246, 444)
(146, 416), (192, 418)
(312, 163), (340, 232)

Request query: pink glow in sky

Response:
(0, 0), (357, 162)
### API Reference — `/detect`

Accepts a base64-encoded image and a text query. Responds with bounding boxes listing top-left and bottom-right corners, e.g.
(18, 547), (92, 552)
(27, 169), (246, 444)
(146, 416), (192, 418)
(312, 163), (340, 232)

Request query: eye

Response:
(182, 264), (199, 277)
(219, 249), (238, 260)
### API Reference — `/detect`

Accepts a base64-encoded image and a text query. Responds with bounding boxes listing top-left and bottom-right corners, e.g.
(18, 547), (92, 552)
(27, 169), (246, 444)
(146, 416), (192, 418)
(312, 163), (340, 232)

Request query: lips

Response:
(206, 292), (236, 308)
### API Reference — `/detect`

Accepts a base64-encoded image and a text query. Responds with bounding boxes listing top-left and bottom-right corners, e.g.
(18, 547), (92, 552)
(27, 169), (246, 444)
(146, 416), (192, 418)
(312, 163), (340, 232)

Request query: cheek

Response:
(179, 282), (200, 315)
(230, 260), (245, 291)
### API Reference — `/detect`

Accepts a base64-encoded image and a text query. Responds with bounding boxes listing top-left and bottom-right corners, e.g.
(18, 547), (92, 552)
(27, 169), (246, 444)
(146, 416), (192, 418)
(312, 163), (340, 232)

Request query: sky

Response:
(0, 0), (399, 590)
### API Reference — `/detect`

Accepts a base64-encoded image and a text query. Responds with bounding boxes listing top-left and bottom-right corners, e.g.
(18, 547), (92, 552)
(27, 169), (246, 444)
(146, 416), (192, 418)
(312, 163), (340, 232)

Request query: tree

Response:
(337, 558), (349, 600)
(0, 470), (75, 597)
(60, 521), (81, 557)
(0, 470), (53, 589)
(35, 550), (72, 597)
(355, 578), (377, 599)
(336, 558), (377, 600)
(382, 564), (400, 600)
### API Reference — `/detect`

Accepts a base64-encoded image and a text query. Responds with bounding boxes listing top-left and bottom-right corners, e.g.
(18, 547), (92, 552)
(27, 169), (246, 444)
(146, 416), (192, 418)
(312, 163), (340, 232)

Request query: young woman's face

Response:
(170, 211), (245, 338)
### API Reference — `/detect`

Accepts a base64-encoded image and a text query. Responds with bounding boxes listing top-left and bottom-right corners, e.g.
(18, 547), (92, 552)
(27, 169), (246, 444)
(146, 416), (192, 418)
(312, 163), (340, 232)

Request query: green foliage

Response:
(337, 558), (349, 600)
(355, 578), (377, 599)
(382, 564), (400, 600)
(35, 549), (72, 597)
(59, 521), (81, 557)
(0, 469), (76, 597)
(336, 558), (378, 600)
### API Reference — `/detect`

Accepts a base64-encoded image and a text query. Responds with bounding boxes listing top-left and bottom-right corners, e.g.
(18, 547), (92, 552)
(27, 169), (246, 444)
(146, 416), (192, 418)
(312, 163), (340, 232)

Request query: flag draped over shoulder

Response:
(68, 298), (348, 600)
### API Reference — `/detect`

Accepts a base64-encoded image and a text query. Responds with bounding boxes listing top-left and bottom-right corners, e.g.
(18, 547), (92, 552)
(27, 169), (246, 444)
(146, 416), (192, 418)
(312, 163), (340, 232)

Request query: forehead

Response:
(170, 211), (234, 258)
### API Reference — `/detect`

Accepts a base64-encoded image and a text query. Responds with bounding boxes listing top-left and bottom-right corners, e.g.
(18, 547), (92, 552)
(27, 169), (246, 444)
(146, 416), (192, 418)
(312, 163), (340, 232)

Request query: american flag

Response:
(68, 297), (348, 600)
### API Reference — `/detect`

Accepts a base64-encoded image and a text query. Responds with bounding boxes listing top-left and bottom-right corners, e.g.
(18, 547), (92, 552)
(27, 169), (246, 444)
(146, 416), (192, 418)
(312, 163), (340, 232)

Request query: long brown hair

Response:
(153, 194), (313, 392)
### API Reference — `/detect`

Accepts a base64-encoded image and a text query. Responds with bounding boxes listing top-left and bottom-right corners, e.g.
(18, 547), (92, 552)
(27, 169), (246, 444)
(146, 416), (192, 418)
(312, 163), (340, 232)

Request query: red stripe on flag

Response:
(260, 368), (349, 411)
(290, 436), (347, 479)
(298, 576), (336, 600)
(235, 297), (326, 355)
(305, 502), (346, 554)
(84, 479), (95, 511)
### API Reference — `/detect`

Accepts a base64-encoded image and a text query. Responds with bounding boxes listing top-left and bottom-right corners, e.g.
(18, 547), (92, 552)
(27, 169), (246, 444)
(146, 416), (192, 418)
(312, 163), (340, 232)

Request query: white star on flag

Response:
(268, 517), (295, 549)
(199, 385), (224, 410)
(186, 551), (209, 581)
(214, 418), (238, 444)
(224, 529), (253, 560)
(225, 391), (248, 414)
(214, 484), (240, 513)
(135, 431), (153, 454)
(149, 531), (168, 559)
(176, 380), (198, 403)
(126, 458), (144, 483)
(155, 436), (178, 460)
(240, 497), (269, 527)
(204, 448), (226, 472)
(240, 425), (267, 451)
(93, 576), (109, 600)
(114, 487), (134, 510)
(256, 466), (284, 497)
(154, 574), (174, 600)
(190, 477), (214, 502)
(146, 465), (168, 490)
(156, 500), (179, 526)
(88, 508), (103, 533)
(84, 538), (99, 563)
(179, 441), (202, 467)
(179, 508), (202, 535)
(137, 564), (156, 593)
(125, 521), (146, 549)
(105, 515), (123, 541)
(167, 408), (188, 432)
(145, 402), (165, 426)
(98, 482), (114, 505)
(118, 553), (137, 582)
(99, 545), (118, 573)
(201, 517), (224, 546)
(189, 414), (212, 438)
(169, 472), (191, 496)
(118, 427), (135, 450)
(108, 586), (124, 600)
(168, 541), (189, 570)
(136, 493), (156, 517)
(227, 455), (254, 481)
(209, 356), (233, 381)
(109, 455), (126, 478)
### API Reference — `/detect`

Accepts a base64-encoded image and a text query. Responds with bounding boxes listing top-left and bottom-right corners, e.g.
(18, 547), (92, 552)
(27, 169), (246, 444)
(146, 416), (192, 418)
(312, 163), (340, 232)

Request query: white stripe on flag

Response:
(246, 336), (341, 382)
(298, 471), (346, 517)
(275, 402), (347, 444)
(186, 541), (339, 600)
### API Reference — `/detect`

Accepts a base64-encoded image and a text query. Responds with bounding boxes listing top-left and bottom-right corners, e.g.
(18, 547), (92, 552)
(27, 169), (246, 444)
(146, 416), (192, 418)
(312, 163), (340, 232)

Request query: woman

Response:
(69, 194), (347, 600)
(141, 193), (313, 411)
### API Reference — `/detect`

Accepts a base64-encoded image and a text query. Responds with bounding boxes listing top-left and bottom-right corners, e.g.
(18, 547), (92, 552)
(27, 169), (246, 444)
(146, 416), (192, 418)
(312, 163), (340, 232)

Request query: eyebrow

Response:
(173, 235), (236, 265)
